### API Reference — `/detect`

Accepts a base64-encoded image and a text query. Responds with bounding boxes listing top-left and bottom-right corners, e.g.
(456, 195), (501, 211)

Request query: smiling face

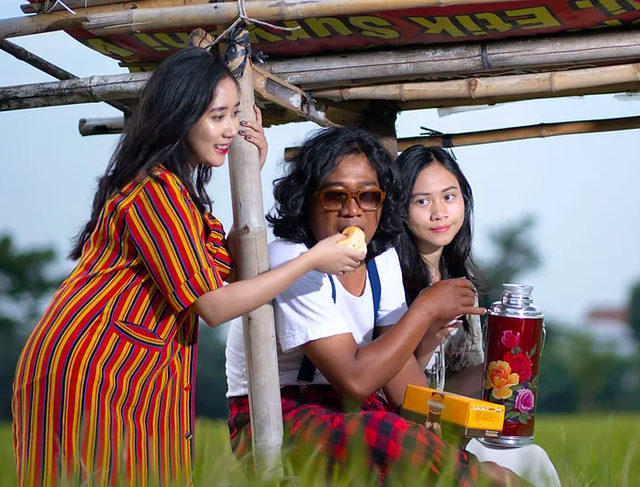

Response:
(310, 153), (382, 245)
(186, 76), (240, 168)
(407, 162), (465, 255)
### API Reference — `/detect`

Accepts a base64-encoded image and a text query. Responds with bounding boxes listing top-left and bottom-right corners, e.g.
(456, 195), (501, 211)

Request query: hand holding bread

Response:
(337, 226), (367, 254)
(307, 227), (367, 275)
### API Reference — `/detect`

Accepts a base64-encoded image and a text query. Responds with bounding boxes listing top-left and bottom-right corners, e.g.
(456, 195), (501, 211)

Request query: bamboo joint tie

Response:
(210, 0), (300, 48)
(44, 1), (80, 14)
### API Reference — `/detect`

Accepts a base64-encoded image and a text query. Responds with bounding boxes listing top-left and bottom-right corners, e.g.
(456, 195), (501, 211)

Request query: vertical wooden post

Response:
(223, 29), (284, 477)
(359, 101), (400, 155)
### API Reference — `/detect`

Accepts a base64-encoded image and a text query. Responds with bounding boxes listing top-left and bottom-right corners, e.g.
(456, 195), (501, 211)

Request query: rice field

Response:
(1, 414), (638, 486)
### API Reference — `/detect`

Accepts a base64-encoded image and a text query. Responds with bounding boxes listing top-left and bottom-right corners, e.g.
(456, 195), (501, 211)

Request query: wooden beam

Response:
(0, 72), (150, 111)
(0, 38), (131, 115)
(252, 64), (338, 128)
(2, 59), (638, 118)
(20, 0), (135, 14)
(265, 30), (640, 89)
(401, 115), (640, 149)
(85, 0), (522, 36)
(1, 0), (212, 39)
(313, 63), (640, 102)
(0, 0), (522, 38)
(78, 115), (124, 135)
(358, 101), (399, 155)
(0, 64), (360, 126)
(284, 115), (640, 157)
(394, 82), (640, 110)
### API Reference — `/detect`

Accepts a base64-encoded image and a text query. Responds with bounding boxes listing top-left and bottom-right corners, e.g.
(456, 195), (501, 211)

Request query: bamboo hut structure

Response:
(2, 0), (640, 478)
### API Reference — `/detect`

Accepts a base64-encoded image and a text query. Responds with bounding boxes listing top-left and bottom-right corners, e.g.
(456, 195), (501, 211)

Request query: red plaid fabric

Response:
(228, 386), (480, 486)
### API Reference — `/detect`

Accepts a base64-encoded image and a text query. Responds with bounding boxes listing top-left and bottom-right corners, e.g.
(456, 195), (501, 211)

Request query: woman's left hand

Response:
(240, 105), (268, 170)
(418, 319), (462, 356)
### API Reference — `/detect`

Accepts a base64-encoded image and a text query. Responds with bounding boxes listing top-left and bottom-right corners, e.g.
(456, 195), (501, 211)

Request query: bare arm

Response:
(376, 326), (429, 411)
(194, 234), (363, 327)
(301, 279), (484, 403)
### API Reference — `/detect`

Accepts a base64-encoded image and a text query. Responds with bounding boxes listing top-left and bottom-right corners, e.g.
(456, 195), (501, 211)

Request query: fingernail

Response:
(240, 121), (248, 126)
(245, 135), (251, 140)
(239, 130), (246, 135)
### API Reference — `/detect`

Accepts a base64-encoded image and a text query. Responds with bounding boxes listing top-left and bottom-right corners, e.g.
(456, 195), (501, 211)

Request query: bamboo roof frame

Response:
(2, 60), (639, 120)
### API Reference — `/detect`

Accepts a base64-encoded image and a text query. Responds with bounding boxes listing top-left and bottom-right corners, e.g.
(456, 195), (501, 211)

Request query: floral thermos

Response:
(481, 284), (545, 446)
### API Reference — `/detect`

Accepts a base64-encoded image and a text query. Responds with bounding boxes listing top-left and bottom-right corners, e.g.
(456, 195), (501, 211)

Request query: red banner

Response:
(29, 0), (640, 70)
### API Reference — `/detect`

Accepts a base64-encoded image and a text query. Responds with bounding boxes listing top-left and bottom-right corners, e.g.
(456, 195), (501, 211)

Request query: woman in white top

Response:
(225, 127), (531, 487)
(394, 145), (561, 487)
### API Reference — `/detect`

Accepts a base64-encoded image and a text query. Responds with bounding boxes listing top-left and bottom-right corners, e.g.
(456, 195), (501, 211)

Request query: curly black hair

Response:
(266, 127), (404, 259)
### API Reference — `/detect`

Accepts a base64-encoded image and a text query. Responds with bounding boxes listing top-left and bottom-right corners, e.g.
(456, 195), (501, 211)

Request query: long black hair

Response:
(70, 47), (236, 260)
(395, 146), (481, 324)
(266, 127), (404, 259)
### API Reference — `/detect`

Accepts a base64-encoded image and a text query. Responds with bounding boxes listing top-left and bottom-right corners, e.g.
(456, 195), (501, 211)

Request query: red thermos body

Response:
(481, 284), (545, 446)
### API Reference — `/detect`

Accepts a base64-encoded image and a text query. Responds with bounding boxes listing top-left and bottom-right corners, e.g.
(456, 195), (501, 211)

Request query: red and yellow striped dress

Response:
(12, 165), (232, 487)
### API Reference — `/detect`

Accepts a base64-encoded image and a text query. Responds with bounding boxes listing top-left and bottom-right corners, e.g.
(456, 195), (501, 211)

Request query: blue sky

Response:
(1, 1), (639, 326)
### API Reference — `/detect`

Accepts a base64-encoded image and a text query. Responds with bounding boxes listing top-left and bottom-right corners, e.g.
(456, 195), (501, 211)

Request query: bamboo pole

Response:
(0, 38), (131, 115)
(78, 115), (124, 135)
(284, 115), (640, 157)
(313, 63), (640, 102)
(222, 28), (283, 478)
(397, 116), (640, 149)
(2, 62), (638, 113)
(2, 60), (638, 115)
(0, 72), (149, 111)
(20, 0), (135, 14)
(0, 0), (211, 39)
(264, 30), (640, 89)
(394, 82), (640, 111)
(82, 0), (521, 36)
(0, 65), (363, 126)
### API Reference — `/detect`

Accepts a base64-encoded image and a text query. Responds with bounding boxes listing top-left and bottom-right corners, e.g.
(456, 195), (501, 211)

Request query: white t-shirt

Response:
(225, 240), (408, 397)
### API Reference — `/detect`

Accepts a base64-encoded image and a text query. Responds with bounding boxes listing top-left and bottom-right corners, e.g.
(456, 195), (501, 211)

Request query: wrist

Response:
(409, 296), (437, 327)
(416, 337), (439, 356)
(299, 247), (318, 273)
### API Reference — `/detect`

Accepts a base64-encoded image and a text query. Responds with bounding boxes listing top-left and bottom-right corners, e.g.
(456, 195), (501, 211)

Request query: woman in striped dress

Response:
(12, 47), (364, 487)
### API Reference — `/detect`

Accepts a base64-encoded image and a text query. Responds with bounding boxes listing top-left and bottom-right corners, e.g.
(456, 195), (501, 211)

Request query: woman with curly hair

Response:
(225, 127), (530, 486)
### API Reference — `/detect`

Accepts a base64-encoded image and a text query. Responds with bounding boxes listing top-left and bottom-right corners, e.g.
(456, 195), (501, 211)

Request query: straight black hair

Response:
(70, 47), (236, 260)
(395, 146), (482, 330)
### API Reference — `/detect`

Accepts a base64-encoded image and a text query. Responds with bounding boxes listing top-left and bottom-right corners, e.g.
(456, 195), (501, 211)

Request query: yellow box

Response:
(401, 385), (505, 439)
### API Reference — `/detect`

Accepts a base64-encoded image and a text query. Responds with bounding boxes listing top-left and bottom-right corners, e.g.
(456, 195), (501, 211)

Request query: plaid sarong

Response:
(228, 385), (480, 486)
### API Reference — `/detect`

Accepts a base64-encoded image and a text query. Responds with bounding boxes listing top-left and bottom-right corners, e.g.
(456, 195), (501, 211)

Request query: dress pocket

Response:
(112, 320), (166, 352)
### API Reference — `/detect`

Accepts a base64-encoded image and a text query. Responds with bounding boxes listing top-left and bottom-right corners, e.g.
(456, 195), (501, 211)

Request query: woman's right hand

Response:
(306, 233), (366, 275)
(415, 278), (485, 323)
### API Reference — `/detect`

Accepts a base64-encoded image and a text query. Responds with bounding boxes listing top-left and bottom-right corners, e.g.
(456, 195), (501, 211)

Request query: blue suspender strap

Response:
(366, 259), (381, 322)
(297, 263), (380, 386)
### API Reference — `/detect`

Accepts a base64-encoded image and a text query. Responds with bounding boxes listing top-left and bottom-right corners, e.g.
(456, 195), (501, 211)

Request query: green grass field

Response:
(1, 415), (638, 486)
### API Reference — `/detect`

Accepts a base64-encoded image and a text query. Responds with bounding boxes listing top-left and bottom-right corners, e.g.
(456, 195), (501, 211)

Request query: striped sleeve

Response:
(203, 212), (233, 281)
(125, 173), (223, 312)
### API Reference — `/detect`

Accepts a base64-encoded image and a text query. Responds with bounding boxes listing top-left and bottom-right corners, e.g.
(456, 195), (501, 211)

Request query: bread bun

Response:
(337, 226), (367, 253)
